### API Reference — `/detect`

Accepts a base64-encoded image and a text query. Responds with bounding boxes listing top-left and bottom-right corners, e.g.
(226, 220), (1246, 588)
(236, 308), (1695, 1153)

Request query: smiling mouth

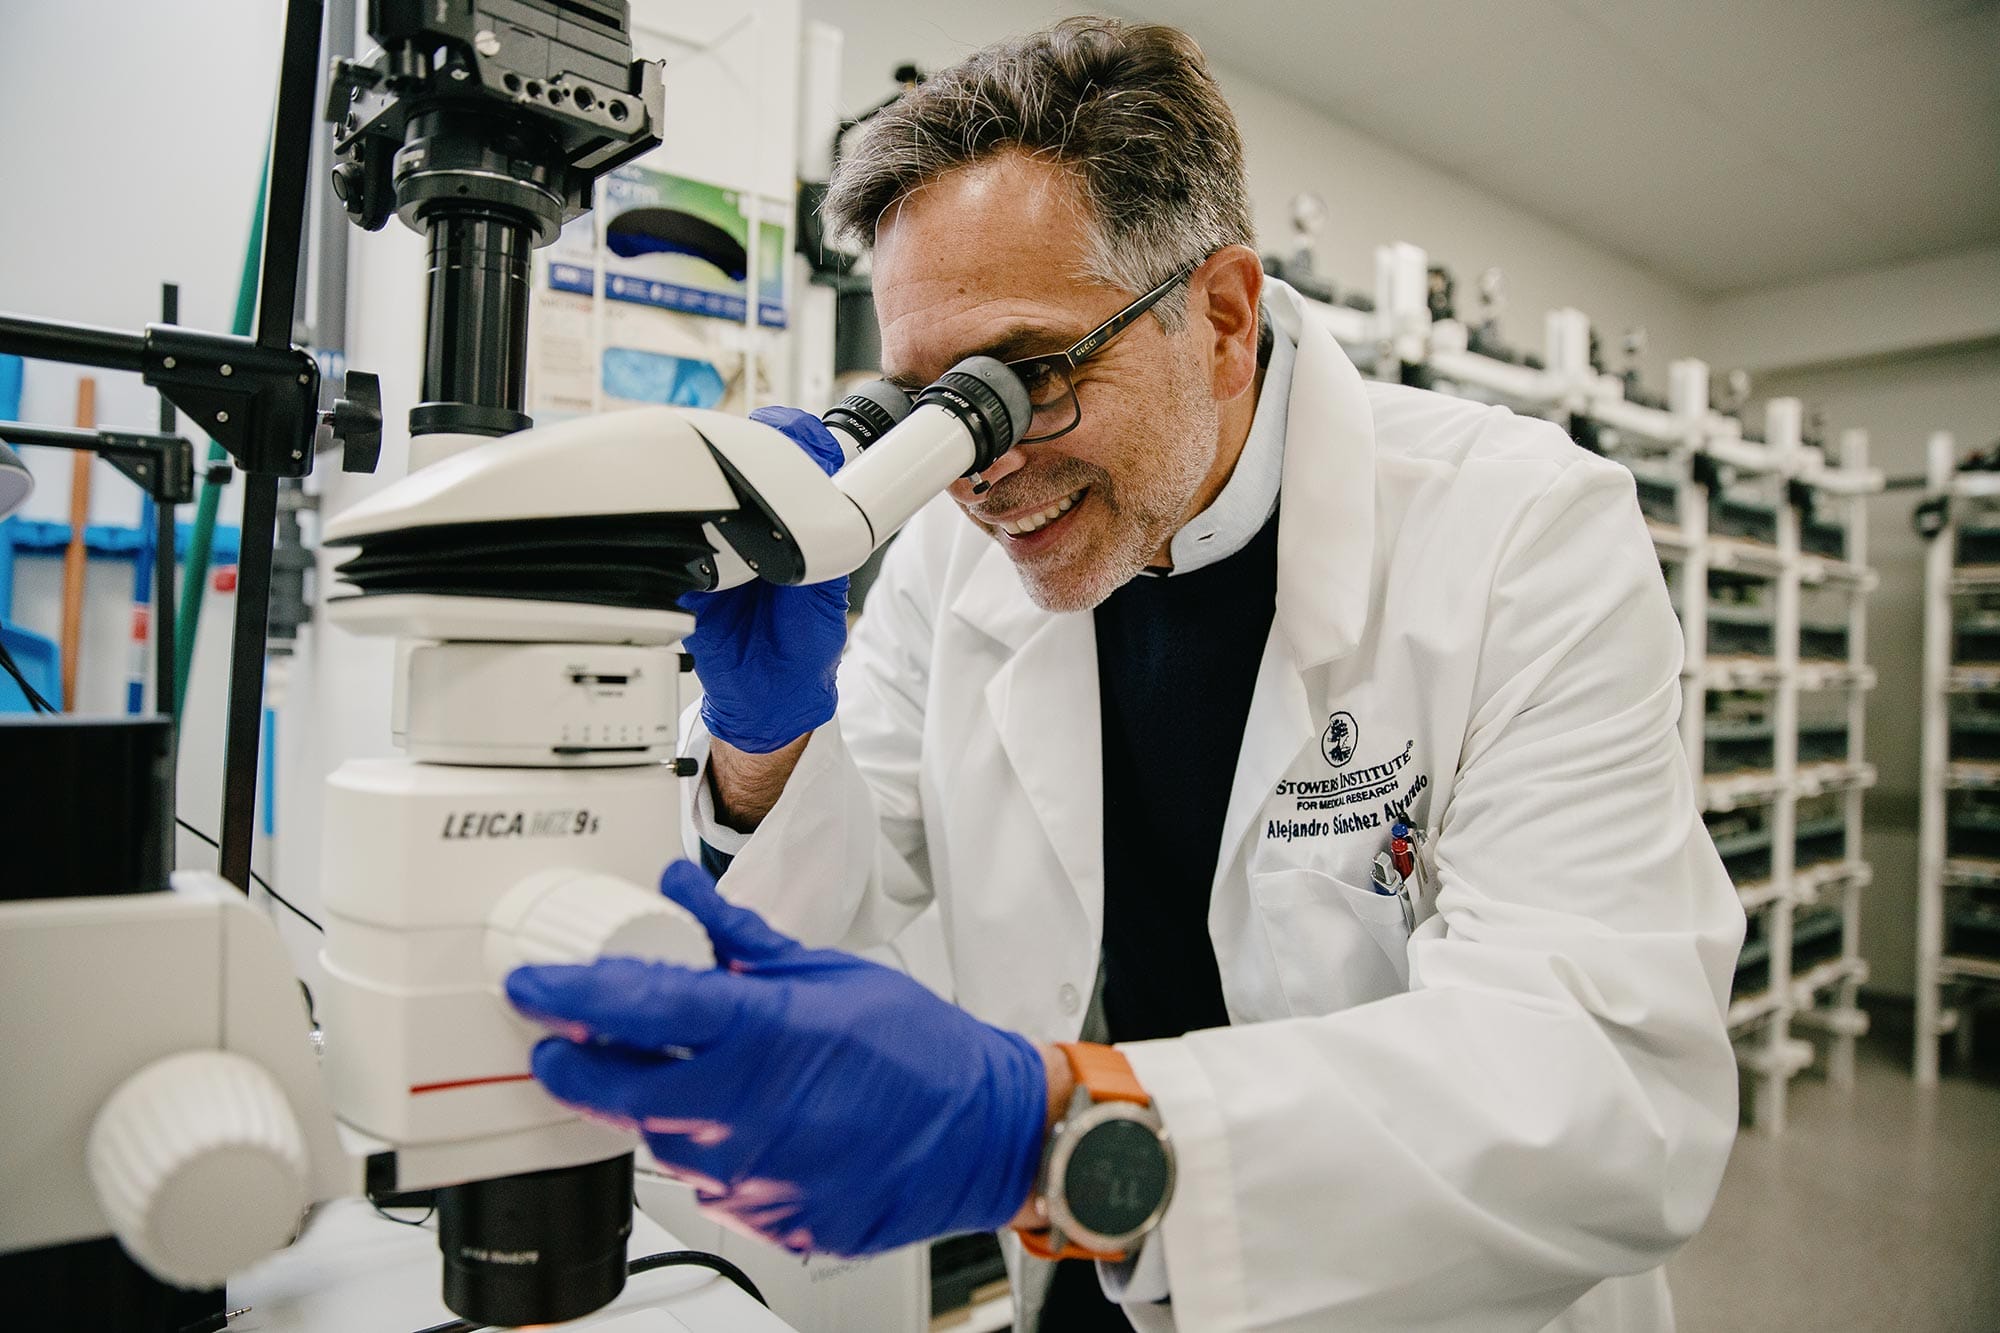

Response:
(996, 486), (1089, 537)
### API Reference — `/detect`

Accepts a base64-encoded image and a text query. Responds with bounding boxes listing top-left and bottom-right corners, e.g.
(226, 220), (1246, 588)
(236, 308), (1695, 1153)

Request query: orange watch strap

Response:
(1016, 1224), (1126, 1264)
(1012, 1042), (1148, 1261)
(1057, 1041), (1149, 1106)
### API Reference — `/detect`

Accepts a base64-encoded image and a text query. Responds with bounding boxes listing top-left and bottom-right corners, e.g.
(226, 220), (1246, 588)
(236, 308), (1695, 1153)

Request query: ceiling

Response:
(1113, 0), (2000, 296)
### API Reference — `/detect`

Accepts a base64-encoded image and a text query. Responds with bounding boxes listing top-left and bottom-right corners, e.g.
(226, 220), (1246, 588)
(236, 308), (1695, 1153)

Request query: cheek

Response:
(1055, 410), (1142, 489)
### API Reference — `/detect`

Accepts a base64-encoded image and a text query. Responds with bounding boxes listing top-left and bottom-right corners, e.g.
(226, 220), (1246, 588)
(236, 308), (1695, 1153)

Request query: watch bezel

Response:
(1041, 1096), (1175, 1254)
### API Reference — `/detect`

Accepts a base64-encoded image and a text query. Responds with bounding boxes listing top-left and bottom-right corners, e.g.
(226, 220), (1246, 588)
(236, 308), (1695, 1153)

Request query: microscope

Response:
(0, 1), (1032, 1327)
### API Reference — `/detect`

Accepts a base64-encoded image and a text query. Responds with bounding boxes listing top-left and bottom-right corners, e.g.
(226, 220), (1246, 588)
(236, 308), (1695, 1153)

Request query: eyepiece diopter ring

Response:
(916, 356), (1032, 474)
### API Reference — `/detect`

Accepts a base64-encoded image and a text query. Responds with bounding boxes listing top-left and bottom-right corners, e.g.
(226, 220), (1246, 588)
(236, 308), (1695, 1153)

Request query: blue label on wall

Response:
(549, 264), (786, 329)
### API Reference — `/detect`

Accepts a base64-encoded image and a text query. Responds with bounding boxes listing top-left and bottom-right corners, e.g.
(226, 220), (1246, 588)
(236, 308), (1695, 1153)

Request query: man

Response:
(506, 18), (1744, 1331)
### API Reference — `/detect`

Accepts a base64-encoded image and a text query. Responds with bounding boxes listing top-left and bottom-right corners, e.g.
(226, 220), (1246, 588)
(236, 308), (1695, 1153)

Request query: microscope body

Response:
(317, 630), (707, 1197)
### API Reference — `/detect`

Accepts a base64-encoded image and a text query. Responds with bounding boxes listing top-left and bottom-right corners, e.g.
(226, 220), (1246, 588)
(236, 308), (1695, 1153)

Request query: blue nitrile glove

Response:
(506, 861), (1049, 1257)
(679, 406), (849, 754)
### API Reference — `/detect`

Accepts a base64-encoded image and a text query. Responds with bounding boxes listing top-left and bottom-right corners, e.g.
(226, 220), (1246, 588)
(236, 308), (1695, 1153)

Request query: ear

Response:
(1193, 244), (1264, 404)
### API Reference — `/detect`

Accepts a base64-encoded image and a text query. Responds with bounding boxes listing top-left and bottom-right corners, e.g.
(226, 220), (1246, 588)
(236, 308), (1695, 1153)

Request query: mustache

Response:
(968, 460), (1108, 522)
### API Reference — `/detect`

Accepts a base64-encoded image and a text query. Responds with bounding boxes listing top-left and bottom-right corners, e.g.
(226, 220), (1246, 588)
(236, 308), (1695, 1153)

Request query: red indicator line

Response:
(410, 1072), (536, 1095)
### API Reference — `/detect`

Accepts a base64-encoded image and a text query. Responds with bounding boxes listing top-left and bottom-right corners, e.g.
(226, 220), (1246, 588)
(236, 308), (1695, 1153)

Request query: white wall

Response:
(1760, 343), (2000, 998)
(1701, 245), (2000, 377)
(0, 0), (287, 885)
(0, 0), (279, 528)
(804, 0), (1705, 386)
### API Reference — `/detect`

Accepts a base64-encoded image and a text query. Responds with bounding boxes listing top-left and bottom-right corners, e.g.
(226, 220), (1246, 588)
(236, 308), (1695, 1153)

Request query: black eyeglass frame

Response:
(1002, 261), (1201, 445)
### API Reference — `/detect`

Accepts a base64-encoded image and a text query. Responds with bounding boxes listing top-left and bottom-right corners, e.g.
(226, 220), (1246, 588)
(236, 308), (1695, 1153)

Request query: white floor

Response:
(1668, 1016), (2000, 1332)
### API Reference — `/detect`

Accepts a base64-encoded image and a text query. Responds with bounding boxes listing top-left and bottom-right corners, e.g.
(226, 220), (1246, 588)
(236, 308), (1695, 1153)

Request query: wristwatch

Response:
(1015, 1042), (1175, 1262)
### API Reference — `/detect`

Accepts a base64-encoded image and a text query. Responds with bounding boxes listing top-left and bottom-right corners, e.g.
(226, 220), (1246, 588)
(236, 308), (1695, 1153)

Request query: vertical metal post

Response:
(1760, 407), (1801, 1135)
(1669, 360), (1708, 783)
(1915, 432), (1957, 1085)
(155, 498), (175, 696)
(1831, 429), (1870, 1089)
(217, 0), (324, 893)
(156, 284), (181, 831)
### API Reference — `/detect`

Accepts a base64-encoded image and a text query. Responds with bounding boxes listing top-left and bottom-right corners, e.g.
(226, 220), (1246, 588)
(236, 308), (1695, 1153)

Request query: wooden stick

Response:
(60, 376), (96, 710)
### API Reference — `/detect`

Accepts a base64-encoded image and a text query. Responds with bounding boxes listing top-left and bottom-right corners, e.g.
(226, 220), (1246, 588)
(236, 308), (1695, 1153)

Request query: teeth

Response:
(1001, 488), (1086, 536)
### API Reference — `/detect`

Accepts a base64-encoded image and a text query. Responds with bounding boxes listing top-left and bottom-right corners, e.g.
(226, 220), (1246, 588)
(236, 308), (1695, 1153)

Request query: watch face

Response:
(1062, 1117), (1170, 1238)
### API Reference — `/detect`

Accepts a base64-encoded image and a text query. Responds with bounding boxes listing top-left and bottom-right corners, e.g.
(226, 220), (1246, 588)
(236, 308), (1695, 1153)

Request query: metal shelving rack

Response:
(1309, 244), (1882, 1132)
(1916, 432), (2000, 1083)
(1700, 405), (1809, 1131)
(1787, 422), (1878, 1091)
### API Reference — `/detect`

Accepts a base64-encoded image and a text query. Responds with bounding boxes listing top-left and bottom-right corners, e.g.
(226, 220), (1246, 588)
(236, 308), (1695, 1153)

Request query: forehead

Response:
(870, 152), (1118, 383)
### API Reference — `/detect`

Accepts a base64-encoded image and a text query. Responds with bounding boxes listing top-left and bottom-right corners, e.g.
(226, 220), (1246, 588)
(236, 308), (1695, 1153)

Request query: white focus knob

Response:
(87, 1051), (310, 1287)
(487, 868), (716, 984)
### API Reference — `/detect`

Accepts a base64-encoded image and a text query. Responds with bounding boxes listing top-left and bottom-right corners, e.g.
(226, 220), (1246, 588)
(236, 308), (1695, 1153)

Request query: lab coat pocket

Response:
(1249, 867), (1412, 1017)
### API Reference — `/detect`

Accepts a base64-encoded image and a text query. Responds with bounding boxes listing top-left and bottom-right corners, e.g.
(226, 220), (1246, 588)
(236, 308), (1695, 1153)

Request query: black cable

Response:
(174, 816), (323, 932)
(629, 1250), (767, 1307)
(0, 634), (56, 713)
(407, 1249), (770, 1333)
(371, 1198), (436, 1229)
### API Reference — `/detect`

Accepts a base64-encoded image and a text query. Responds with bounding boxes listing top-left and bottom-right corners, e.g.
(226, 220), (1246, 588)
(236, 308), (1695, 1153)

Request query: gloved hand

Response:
(679, 406), (849, 754)
(506, 861), (1049, 1257)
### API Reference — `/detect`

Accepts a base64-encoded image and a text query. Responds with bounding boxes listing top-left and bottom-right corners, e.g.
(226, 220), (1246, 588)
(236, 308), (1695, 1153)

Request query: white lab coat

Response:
(684, 282), (1744, 1331)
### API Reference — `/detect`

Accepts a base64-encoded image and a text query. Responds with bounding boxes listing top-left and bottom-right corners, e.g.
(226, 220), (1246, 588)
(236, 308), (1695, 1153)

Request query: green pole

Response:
(173, 149), (268, 723)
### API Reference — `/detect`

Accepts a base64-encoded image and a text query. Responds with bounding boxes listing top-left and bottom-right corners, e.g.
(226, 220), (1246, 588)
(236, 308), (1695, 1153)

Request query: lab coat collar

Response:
(1159, 318), (1293, 574)
(948, 279), (1378, 668)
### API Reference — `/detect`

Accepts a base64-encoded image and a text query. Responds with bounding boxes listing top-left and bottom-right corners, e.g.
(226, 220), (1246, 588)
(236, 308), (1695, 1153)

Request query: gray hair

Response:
(822, 17), (1254, 332)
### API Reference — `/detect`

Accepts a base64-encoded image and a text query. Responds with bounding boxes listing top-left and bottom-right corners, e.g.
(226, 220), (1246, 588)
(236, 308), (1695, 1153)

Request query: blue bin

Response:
(0, 353), (22, 420)
(0, 620), (59, 712)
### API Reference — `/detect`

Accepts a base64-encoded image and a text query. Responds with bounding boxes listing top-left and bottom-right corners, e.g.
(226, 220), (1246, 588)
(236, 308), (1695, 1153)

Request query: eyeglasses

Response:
(1002, 263), (1199, 445)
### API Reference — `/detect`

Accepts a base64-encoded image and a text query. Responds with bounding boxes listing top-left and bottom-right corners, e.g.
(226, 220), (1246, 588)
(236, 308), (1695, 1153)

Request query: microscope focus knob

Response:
(87, 1051), (310, 1287)
(487, 869), (717, 984)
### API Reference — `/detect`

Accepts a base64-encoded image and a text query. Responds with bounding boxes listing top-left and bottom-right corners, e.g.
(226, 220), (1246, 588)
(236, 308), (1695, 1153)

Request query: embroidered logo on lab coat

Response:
(1281, 738), (1415, 813)
(1320, 711), (1359, 767)
(1269, 735), (1429, 836)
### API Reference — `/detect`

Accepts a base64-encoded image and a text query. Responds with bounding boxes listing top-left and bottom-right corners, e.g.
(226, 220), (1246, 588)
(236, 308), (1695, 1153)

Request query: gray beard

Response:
(1006, 402), (1220, 613)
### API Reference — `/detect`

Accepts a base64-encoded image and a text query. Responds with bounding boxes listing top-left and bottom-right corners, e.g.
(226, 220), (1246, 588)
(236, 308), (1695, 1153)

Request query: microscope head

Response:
(321, 405), (874, 646)
(322, 407), (736, 645)
(323, 360), (1021, 650)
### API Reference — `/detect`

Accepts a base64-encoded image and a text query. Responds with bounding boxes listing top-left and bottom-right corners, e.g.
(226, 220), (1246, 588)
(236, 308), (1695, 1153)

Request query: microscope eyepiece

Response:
(822, 378), (914, 451)
(916, 355), (1032, 475)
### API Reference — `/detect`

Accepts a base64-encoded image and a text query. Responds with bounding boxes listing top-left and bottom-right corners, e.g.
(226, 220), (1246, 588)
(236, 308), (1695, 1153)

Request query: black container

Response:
(0, 715), (171, 902)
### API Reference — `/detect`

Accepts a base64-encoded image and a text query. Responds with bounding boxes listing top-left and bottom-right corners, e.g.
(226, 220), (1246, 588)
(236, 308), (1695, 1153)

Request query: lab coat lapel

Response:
(950, 546), (1105, 938)
(1212, 621), (1312, 891)
(1265, 281), (1377, 670)
(1209, 283), (1379, 891)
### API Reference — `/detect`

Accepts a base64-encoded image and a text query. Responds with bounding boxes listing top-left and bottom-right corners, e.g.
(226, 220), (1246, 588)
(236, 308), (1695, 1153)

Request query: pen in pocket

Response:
(1372, 850), (1415, 933)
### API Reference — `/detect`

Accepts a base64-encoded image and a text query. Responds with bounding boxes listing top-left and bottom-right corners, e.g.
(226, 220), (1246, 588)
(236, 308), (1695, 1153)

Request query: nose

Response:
(949, 445), (1028, 502)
